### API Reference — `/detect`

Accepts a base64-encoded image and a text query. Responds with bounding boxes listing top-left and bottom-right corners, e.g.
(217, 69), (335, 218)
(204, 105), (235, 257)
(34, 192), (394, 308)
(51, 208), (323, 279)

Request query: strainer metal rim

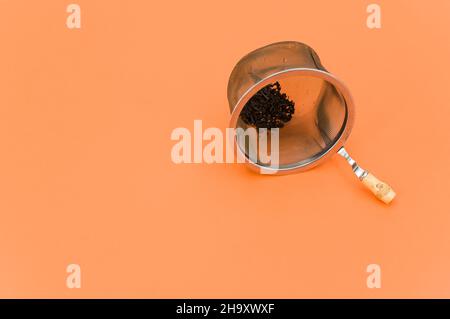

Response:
(229, 68), (356, 174)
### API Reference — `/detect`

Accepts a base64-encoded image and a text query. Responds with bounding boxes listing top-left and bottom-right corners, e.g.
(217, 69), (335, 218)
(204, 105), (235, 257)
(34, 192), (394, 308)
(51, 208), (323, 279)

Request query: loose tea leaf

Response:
(240, 82), (295, 129)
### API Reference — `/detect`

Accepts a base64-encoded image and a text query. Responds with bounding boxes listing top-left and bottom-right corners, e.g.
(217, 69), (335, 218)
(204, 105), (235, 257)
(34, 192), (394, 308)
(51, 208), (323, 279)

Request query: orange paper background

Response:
(0, 0), (450, 298)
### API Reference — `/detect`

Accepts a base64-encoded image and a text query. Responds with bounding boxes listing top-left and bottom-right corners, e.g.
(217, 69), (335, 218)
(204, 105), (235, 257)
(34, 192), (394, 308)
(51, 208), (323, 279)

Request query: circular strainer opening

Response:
(234, 71), (350, 171)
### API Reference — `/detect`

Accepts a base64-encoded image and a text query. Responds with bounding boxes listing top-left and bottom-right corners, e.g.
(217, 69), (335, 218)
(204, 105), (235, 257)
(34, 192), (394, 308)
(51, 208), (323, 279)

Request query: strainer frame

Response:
(228, 66), (355, 175)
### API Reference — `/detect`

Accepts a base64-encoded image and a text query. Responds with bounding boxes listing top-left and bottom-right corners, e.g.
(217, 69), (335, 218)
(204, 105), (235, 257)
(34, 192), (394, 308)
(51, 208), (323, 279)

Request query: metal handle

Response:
(338, 147), (396, 204)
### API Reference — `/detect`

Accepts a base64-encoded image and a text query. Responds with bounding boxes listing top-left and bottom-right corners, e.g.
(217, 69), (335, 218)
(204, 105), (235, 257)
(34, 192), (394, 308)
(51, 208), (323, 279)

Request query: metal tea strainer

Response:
(227, 41), (395, 204)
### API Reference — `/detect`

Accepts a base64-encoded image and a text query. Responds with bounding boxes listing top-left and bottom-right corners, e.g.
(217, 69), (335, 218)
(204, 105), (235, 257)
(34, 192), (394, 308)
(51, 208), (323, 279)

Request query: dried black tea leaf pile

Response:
(240, 82), (295, 129)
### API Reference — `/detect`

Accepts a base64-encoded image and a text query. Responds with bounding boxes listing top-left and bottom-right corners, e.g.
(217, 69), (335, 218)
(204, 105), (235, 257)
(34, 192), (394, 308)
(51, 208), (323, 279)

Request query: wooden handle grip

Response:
(361, 172), (396, 204)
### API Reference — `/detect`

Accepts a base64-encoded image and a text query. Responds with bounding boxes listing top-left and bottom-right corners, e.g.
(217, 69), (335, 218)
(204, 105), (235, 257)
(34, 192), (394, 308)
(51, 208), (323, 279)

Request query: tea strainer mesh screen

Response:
(235, 74), (348, 169)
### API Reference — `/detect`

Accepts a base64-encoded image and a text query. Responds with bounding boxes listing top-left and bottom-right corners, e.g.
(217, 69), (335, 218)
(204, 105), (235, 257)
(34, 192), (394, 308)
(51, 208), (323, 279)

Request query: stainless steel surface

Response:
(337, 147), (368, 180)
(227, 41), (355, 174)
